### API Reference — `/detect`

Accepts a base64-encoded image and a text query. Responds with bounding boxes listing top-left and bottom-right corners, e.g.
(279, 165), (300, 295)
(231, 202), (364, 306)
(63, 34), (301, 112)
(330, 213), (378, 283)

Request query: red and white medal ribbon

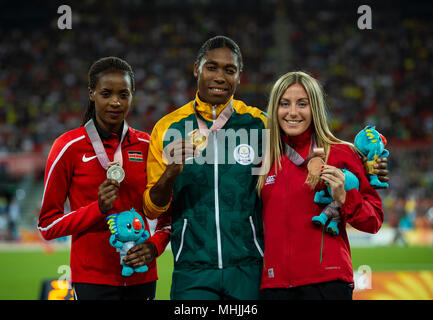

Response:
(284, 135), (318, 166)
(84, 119), (128, 182)
(193, 99), (234, 137)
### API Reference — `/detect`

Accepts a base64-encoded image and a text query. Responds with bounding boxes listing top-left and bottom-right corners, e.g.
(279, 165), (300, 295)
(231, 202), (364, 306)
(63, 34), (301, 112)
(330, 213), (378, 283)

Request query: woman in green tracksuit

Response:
(142, 36), (266, 299)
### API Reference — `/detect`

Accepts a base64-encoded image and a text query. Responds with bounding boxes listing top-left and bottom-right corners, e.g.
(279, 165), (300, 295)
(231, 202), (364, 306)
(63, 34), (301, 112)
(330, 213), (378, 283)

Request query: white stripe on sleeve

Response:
(41, 135), (85, 207)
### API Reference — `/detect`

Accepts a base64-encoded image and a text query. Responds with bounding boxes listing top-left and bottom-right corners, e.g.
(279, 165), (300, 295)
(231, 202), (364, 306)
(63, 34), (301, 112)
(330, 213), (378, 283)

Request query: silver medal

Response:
(106, 165), (125, 183)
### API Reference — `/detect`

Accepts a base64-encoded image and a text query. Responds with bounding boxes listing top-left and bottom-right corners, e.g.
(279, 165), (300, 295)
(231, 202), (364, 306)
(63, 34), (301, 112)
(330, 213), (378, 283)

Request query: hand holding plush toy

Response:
(311, 168), (360, 235)
(306, 148), (360, 235)
(107, 208), (150, 277)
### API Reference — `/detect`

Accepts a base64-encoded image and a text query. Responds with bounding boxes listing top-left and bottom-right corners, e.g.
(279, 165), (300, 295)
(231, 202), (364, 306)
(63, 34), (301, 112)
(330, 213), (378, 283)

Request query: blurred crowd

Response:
(0, 1), (275, 156)
(0, 0), (432, 237)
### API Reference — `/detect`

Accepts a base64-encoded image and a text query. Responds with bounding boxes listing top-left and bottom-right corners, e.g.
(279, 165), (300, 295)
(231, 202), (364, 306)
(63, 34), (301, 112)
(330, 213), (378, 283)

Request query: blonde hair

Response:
(257, 71), (352, 196)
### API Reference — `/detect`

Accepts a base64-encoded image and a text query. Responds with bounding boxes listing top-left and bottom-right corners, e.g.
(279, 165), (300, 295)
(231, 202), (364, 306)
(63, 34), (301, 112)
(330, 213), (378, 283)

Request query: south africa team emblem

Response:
(233, 144), (254, 165)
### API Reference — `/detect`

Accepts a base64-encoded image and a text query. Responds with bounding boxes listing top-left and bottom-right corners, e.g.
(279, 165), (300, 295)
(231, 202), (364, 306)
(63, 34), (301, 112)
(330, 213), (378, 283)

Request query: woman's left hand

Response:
(123, 242), (158, 268)
(320, 165), (346, 207)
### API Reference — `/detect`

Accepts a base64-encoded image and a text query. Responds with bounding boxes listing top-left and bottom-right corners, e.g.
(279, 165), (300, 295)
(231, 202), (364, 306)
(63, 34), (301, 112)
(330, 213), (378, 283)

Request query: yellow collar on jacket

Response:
(194, 92), (234, 122)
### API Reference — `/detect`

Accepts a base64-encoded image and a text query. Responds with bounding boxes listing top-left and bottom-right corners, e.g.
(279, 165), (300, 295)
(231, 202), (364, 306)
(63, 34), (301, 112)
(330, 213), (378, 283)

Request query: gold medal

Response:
(366, 154), (379, 175)
(188, 129), (208, 151)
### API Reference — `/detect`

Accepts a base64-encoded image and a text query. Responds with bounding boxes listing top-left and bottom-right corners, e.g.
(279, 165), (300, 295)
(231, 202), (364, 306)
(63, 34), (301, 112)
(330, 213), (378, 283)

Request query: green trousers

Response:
(170, 264), (262, 300)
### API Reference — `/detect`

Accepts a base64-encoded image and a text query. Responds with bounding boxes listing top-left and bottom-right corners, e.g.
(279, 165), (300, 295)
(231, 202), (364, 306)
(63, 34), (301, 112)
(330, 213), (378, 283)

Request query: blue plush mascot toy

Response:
(106, 208), (150, 277)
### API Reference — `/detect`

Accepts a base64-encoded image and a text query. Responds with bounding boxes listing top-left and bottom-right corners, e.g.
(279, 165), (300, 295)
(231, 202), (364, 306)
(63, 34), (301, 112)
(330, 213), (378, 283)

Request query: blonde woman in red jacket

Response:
(256, 71), (385, 300)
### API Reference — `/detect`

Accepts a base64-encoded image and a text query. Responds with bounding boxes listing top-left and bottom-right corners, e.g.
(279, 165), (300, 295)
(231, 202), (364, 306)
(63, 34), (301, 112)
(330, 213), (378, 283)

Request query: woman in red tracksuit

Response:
(256, 71), (384, 300)
(38, 57), (170, 300)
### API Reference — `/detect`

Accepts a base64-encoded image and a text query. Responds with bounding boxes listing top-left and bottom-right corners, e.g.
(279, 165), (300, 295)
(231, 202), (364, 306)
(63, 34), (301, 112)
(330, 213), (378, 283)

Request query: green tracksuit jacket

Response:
(144, 93), (266, 271)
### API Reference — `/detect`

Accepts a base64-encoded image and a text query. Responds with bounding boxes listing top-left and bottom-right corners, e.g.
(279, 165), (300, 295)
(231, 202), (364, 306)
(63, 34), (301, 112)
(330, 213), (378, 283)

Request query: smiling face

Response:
(277, 83), (312, 137)
(89, 71), (133, 133)
(194, 47), (240, 106)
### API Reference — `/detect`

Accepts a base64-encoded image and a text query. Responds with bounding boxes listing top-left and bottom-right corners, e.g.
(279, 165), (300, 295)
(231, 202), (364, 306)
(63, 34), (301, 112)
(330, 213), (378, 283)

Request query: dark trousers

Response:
(171, 265), (262, 300)
(72, 281), (156, 300)
(260, 280), (354, 300)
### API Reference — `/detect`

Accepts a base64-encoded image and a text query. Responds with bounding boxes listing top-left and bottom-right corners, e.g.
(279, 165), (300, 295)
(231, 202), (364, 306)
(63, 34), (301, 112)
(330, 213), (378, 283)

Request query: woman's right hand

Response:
(163, 138), (196, 177)
(148, 139), (196, 210)
(98, 179), (120, 214)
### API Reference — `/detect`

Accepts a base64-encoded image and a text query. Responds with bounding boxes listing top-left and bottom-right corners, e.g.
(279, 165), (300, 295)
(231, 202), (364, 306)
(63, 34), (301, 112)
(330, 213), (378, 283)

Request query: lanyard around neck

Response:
(193, 99), (234, 137)
(84, 119), (128, 170)
(284, 134), (317, 166)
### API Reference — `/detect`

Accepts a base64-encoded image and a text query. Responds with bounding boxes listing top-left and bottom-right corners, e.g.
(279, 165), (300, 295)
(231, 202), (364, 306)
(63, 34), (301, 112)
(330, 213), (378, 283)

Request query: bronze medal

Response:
(307, 157), (325, 177)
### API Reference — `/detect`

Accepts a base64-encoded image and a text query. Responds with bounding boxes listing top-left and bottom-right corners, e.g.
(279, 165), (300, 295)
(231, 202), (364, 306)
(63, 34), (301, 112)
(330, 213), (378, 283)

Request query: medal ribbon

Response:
(193, 99), (234, 136)
(284, 135), (318, 166)
(84, 119), (128, 170)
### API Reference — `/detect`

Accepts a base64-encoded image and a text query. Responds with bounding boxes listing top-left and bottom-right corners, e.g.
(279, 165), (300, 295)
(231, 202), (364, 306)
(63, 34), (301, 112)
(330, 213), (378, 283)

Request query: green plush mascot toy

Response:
(107, 208), (150, 277)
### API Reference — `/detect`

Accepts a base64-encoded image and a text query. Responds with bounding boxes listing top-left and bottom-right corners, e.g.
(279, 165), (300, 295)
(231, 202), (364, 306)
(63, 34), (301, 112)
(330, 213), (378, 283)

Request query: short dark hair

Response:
(82, 57), (135, 125)
(195, 35), (243, 72)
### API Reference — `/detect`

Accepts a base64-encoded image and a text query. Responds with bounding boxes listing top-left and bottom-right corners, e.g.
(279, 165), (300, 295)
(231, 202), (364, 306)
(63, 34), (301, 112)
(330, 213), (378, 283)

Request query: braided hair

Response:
(82, 57), (135, 125)
(195, 35), (243, 72)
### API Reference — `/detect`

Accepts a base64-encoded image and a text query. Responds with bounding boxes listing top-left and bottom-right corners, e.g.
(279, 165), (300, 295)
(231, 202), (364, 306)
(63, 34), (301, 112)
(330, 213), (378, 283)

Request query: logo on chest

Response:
(233, 144), (255, 165)
(127, 151), (143, 162)
(82, 154), (97, 163)
(265, 175), (276, 186)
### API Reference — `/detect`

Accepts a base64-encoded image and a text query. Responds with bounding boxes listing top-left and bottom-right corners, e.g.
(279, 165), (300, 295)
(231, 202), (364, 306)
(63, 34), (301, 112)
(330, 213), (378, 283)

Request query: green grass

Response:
(1, 246), (433, 300)
(0, 250), (70, 300)
(155, 249), (173, 300)
(0, 248), (174, 300)
(351, 246), (433, 271)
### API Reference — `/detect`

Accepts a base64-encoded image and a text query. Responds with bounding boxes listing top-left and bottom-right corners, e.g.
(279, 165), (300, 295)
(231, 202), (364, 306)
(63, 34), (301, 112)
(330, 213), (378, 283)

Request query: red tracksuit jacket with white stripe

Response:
(260, 129), (384, 289)
(38, 123), (170, 286)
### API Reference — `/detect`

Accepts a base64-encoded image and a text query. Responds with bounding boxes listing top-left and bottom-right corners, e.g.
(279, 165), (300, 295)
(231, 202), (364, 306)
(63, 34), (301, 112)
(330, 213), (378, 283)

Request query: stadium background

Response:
(0, 0), (432, 300)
